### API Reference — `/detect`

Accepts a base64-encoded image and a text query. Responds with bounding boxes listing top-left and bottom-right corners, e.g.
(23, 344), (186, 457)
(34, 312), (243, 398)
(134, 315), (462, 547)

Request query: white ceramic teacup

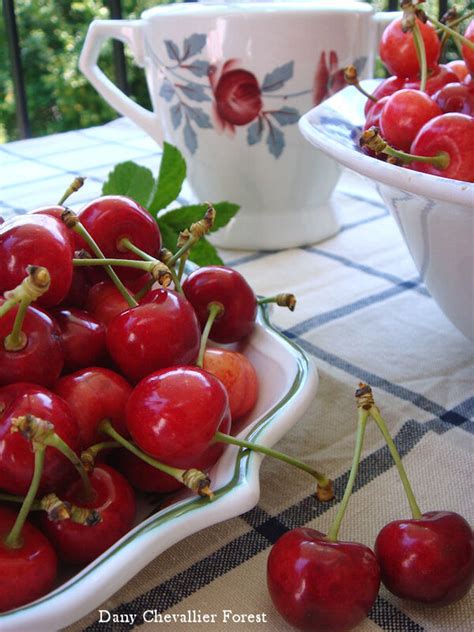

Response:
(80, 1), (395, 249)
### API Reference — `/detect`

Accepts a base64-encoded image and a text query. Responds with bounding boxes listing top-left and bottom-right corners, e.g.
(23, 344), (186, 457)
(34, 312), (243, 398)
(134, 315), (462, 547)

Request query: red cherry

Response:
(214, 69), (262, 126)
(446, 59), (469, 82)
(364, 75), (405, 116)
(461, 20), (474, 76)
(203, 348), (258, 422)
(31, 205), (76, 249)
(182, 266), (257, 343)
(404, 64), (460, 95)
(41, 464), (136, 565)
(50, 307), (106, 372)
(78, 196), (161, 281)
(0, 301), (64, 388)
(375, 511), (473, 605)
(267, 527), (380, 632)
(0, 506), (57, 613)
(106, 289), (201, 383)
(54, 367), (132, 448)
(85, 280), (131, 326)
(61, 267), (92, 310)
(0, 215), (73, 307)
(380, 89), (442, 152)
(0, 383), (79, 495)
(115, 449), (184, 494)
(432, 82), (474, 115)
(409, 113), (474, 182)
(379, 17), (440, 79)
(126, 366), (229, 468)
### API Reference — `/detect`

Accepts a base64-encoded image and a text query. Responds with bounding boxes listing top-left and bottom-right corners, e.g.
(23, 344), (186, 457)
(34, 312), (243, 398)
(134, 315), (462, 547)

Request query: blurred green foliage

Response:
(0, 0), (472, 142)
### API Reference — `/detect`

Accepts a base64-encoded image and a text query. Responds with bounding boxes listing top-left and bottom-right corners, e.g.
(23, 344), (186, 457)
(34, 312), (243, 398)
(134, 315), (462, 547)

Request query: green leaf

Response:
(158, 221), (180, 254)
(160, 201), (239, 233)
(102, 161), (154, 208)
(148, 142), (186, 216)
(188, 238), (224, 266)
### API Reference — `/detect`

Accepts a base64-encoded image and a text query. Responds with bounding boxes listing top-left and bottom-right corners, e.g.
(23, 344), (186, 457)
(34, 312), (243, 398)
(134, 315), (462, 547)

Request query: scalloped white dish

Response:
(299, 81), (474, 341)
(2, 305), (318, 631)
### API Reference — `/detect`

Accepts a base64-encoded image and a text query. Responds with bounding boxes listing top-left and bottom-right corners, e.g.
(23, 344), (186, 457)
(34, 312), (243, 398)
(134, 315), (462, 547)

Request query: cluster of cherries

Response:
(0, 184), (319, 613)
(351, 1), (474, 183)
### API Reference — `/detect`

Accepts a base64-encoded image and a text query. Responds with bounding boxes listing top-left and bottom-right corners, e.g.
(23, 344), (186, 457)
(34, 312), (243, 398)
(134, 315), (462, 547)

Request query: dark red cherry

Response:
(85, 280), (131, 326)
(404, 64), (460, 95)
(115, 449), (184, 494)
(432, 82), (474, 116)
(50, 307), (106, 372)
(0, 506), (57, 613)
(182, 266), (257, 343)
(0, 383), (79, 496)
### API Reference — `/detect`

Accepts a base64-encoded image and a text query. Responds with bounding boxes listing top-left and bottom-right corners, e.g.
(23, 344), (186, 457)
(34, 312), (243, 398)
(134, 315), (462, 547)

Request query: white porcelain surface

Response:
(2, 306), (318, 631)
(299, 82), (474, 341)
(79, 3), (396, 249)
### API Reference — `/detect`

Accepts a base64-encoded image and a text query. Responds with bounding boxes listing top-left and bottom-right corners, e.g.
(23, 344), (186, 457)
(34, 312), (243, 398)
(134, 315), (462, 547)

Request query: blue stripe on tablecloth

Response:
(81, 410), (469, 632)
(339, 210), (389, 232)
(340, 190), (388, 211)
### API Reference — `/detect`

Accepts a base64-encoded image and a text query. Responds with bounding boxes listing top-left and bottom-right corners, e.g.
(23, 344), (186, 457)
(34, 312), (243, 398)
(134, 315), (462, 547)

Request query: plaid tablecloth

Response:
(1, 118), (473, 632)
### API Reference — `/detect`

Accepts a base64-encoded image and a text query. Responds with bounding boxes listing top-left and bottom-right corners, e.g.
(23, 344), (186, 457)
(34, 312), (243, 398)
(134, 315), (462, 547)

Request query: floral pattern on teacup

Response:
(151, 34), (366, 158)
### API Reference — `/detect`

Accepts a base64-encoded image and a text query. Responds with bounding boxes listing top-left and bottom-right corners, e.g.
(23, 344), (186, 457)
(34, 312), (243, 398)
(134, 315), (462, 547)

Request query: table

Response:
(1, 118), (473, 632)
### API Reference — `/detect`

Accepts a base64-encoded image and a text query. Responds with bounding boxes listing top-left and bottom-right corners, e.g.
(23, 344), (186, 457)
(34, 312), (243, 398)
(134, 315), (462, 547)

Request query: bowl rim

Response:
(298, 79), (473, 209)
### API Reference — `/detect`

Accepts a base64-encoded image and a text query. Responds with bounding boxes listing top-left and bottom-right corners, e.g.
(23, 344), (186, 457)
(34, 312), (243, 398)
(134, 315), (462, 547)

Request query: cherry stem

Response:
(81, 440), (120, 471)
(119, 237), (183, 293)
(98, 419), (213, 498)
(367, 404), (423, 520)
(196, 302), (224, 368)
(438, 9), (474, 30)
(412, 21), (428, 92)
(428, 14), (474, 50)
(57, 176), (85, 206)
(167, 203), (216, 268)
(134, 277), (155, 302)
(326, 407), (368, 542)
(4, 447), (45, 549)
(343, 65), (377, 102)
(3, 297), (29, 352)
(257, 294), (296, 312)
(214, 431), (334, 501)
(73, 256), (172, 288)
(62, 210), (137, 308)
(361, 128), (450, 169)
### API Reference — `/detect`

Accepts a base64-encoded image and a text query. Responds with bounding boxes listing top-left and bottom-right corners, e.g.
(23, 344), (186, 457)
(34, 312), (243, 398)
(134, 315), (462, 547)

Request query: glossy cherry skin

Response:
(106, 289), (201, 383)
(182, 266), (257, 343)
(0, 383), (79, 496)
(379, 17), (440, 79)
(0, 214), (73, 307)
(203, 348), (258, 422)
(0, 506), (57, 613)
(267, 528), (381, 632)
(85, 280), (131, 326)
(126, 366), (230, 468)
(404, 64), (460, 95)
(50, 307), (106, 372)
(41, 464), (136, 565)
(380, 89), (442, 152)
(54, 367), (132, 448)
(364, 75), (404, 116)
(432, 82), (474, 116)
(61, 267), (92, 310)
(375, 511), (473, 605)
(409, 113), (474, 183)
(115, 449), (184, 494)
(0, 302), (64, 388)
(447, 59), (469, 82)
(78, 196), (161, 281)
(214, 69), (262, 126)
(461, 20), (474, 76)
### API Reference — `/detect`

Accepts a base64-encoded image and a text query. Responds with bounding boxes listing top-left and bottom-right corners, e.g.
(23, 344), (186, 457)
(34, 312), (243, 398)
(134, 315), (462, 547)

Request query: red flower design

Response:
(313, 51), (346, 106)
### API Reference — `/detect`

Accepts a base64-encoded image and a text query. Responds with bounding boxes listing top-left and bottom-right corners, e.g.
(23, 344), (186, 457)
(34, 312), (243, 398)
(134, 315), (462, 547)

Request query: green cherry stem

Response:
(73, 256), (172, 288)
(412, 20), (428, 92)
(167, 203), (216, 268)
(81, 440), (121, 471)
(214, 431), (334, 501)
(257, 293), (296, 312)
(326, 406), (368, 542)
(119, 237), (183, 293)
(57, 176), (85, 206)
(196, 302), (224, 368)
(428, 14), (474, 50)
(343, 65), (378, 102)
(4, 297), (29, 351)
(4, 447), (46, 548)
(98, 419), (213, 498)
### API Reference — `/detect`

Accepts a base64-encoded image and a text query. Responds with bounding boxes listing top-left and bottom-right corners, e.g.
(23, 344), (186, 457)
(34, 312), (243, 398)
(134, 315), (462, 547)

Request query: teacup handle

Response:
(79, 20), (162, 145)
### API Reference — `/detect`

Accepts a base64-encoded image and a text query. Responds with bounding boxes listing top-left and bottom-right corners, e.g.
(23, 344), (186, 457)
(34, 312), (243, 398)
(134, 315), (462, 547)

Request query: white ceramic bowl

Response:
(1, 305), (317, 631)
(299, 80), (474, 342)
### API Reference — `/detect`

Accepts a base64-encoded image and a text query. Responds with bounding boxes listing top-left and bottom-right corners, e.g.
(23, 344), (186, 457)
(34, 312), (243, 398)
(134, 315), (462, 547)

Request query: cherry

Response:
(0, 383), (80, 496)
(41, 464), (136, 565)
(85, 280), (132, 326)
(375, 511), (473, 605)
(380, 89), (442, 152)
(114, 449), (184, 494)
(61, 267), (92, 310)
(0, 214), (73, 308)
(77, 196), (161, 281)
(203, 348), (258, 422)
(267, 528), (380, 632)
(214, 69), (262, 126)
(106, 289), (200, 383)
(364, 75), (405, 116)
(0, 506), (57, 613)
(182, 266), (257, 343)
(446, 59), (470, 82)
(432, 81), (474, 115)
(461, 20), (474, 76)
(404, 63), (460, 95)
(54, 367), (132, 448)
(379, 17), (440, 79)
(50, 307), (106, 372)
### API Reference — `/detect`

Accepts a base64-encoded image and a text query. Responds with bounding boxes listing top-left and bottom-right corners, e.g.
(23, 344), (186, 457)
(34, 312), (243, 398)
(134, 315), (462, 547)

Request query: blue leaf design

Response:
(186, 106), (212, 129)
(178, 83), (211, 102)
(184, 119), (198, 154)
(269, 107), (300, 126)
(185, 60), (210, 78)
(160, 80), (175, 102)
(182, 34), (207, 60)
(261, 61), (294, 92)
(170, 103), (182, 130)
(353, 56), (368, 75)
(266, 125), (285, 158)
(247, 119), (263, 145)
(164, 40), (180, 62)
